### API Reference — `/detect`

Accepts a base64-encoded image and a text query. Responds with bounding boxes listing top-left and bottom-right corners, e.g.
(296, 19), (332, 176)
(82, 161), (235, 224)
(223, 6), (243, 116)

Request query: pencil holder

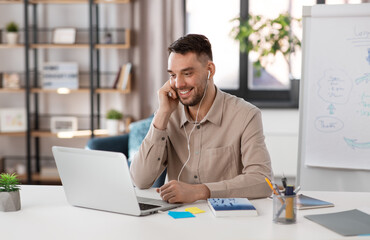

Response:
(272, 194), (296, 224)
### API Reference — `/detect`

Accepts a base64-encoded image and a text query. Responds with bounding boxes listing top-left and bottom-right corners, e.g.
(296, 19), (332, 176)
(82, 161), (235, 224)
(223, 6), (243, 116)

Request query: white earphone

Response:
(177, 70), (210, 182)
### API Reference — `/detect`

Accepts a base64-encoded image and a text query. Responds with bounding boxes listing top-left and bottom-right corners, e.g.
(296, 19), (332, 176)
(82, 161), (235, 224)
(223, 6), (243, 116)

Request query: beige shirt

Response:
(130, 87), (273, 199)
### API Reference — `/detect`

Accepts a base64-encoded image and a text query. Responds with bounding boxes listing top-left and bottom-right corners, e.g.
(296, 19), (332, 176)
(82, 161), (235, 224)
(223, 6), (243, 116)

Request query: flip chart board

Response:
(297, 4), (370, 191)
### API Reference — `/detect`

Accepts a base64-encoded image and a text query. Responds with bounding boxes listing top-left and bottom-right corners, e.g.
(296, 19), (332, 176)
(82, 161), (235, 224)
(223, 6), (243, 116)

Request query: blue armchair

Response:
(86, 116), (166, 188)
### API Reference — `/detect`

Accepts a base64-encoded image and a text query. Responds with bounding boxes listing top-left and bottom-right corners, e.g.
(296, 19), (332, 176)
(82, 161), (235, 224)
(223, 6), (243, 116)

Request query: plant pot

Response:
(6, 32), (18, 45)
(106, 119), (121, 136)
(0, 191), (21, 212)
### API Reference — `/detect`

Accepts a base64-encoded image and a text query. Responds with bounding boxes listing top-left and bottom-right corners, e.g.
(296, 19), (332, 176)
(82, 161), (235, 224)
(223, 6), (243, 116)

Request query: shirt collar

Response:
(179, 86), (224, 128)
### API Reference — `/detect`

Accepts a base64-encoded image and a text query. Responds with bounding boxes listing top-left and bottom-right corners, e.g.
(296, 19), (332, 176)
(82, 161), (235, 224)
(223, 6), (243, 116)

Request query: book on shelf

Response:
(297, 194), (334, 210)
(115, 62), (132, 90)
(207, 198), (258, 217)
(112, 66), (122, 89)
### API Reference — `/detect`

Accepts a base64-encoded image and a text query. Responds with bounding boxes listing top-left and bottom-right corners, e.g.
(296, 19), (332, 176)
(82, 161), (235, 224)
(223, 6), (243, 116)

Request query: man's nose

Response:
(175, 76), (186, 89)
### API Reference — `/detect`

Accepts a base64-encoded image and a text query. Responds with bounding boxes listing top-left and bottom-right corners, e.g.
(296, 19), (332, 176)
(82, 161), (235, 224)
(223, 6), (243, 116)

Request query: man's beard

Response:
(177, 85), (206, 107)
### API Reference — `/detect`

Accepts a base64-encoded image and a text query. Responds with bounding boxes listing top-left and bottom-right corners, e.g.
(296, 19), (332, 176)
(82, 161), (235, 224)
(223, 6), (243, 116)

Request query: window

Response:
(185, 0), (365, 107)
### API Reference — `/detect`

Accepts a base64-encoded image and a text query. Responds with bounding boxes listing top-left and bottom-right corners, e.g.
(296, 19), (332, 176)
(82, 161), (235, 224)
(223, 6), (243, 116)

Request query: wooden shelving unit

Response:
(1, 0), (133, 184)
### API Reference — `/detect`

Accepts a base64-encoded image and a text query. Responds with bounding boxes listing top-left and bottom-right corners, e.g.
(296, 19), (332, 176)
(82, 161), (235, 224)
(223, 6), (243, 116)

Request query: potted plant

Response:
(5, 21), (19, 45)
(0, 173), (21, 212)
(231, 13), (301, 105)
(106, 109), (123, 136)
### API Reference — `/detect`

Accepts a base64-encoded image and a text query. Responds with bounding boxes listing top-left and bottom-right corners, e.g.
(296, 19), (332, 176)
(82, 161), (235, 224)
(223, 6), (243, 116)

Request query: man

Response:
(130, 34), (272, 203)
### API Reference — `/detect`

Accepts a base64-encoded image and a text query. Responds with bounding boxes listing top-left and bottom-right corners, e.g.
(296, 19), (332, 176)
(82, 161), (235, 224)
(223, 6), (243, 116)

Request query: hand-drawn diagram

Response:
(315, 116), (344, 133)
(317, 69), (353, 116)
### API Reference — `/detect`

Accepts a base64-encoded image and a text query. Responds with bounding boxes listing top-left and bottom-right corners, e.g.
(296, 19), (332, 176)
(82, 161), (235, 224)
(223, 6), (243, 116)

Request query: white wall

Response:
(261, 109), (299, 179)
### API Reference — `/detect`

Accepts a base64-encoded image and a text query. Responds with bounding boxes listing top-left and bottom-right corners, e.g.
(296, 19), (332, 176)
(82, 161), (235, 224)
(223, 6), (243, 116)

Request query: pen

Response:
(265, 177), (279, 196)
(265, 178), (284, 204)
(294, 186), (301, 194)
(281, 174), (287, 189)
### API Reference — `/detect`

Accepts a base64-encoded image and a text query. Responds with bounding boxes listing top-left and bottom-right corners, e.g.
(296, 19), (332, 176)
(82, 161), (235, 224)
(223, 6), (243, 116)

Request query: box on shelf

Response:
(50, 116), (78, 133)
(0, 108), (26, 132)
(42, 62), (79, 89)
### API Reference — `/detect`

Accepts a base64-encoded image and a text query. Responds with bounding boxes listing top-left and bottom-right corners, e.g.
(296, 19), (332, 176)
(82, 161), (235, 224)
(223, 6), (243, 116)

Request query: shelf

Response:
(29, 0), (87, 4)
(32, 129), (112, 138)
(95, 43), (129, 49)
(95, 88), (130, 94)
(0, 88), (25, 93)
(2, 0), (131, 4)
(0, 0), (23, 4)
(0, 132), (26, 137)
(30, 43), (89, 49)
(18, 173), (61, 183)
(31, 88), (90, 94)
(0, 44), (24, 48)
(94, 0), (130, 3)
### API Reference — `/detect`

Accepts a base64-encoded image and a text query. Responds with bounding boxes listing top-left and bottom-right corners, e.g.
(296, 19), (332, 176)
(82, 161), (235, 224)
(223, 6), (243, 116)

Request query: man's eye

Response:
(170, 74), (176, 78)
(184, 72), (191, 76)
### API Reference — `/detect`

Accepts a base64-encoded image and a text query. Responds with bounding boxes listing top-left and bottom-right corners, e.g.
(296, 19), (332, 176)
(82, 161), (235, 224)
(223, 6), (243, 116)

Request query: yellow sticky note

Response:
(185, 207), (205, 214)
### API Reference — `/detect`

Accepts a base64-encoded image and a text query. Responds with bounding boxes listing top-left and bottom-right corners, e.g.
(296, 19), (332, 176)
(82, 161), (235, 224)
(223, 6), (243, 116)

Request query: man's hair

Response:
(168, 34), (213, 61)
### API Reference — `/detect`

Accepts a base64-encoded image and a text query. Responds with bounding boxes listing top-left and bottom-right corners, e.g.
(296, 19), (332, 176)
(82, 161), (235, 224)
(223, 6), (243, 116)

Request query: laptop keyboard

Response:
(139, 202), (160, 210)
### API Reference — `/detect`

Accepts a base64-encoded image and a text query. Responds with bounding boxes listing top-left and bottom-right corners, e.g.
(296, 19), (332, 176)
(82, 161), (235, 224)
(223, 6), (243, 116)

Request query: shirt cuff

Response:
(147, 123), (168, 144)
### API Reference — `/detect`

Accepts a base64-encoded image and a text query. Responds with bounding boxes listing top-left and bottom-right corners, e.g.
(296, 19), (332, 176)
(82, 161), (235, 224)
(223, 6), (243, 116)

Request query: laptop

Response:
(52, 146), (180, 216)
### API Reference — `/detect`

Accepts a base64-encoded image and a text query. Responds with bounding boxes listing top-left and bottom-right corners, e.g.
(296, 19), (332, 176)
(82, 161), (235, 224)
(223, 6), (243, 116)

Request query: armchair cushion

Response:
(128, 115), (154, 162)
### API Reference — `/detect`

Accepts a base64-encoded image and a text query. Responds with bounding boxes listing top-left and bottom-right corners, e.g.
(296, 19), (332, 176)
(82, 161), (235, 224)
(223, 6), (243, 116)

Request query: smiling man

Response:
(130, 34), (272, 203)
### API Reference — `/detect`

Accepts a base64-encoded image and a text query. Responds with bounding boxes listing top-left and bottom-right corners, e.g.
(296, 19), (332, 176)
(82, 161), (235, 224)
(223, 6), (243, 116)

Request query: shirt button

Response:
(197, 125), (200, 129)
(194, 175), (198, 179)
(157, 158), (160, 161)
(161, 137), (165, 141)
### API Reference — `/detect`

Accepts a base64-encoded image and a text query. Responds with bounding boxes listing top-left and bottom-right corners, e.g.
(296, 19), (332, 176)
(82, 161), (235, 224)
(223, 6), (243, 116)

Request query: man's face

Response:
(167, 52), (209, 107)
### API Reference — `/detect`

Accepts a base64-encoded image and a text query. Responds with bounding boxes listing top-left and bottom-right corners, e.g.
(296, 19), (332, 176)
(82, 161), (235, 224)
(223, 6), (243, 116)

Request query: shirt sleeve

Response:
(130, 123), (168, 189)
(204, 109), (273, 199)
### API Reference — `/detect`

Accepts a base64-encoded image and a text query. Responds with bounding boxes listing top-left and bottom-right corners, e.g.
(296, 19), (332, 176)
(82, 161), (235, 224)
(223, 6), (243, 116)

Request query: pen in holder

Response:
(273, 186), (296, 224)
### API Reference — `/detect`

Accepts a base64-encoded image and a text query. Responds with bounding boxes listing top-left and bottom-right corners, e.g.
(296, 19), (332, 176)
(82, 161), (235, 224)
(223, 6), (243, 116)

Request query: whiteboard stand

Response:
(297, 3), (370, 192)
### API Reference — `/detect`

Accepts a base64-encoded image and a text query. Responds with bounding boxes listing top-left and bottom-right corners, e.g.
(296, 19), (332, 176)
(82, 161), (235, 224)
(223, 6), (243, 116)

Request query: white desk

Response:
(1, 186), (370, 240)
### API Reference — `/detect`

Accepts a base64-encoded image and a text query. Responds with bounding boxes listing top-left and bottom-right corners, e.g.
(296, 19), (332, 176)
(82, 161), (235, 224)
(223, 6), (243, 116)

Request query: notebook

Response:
(207, 198), (258, 217)
(305, 209), (370, 236)
(297, 194), (334, 210)
(52, 146), (180, 216)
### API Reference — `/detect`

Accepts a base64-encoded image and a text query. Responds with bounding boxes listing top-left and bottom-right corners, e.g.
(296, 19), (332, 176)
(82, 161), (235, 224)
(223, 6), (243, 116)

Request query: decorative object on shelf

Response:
(113, 62), (132, 90)
(104, 32), (112, 44)
(0, 108), (26, 133)
(52, 27), (76, 44)
(50, 116), (78, 133)
(5, 21), (19, 45)
(231, 13), (301, 78)
(2, 73), (20, 89)
(0, 173), (21, 212)
(106, 109), (123, 136)
(42, 62), (79, 89)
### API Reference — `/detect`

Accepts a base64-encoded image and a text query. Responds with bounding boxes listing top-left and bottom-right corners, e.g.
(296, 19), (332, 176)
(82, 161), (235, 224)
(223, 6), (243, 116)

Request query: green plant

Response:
(0, 173), (20, 192)
(106, 109), (123, 120)
(231, 13), (301, 77)
(6, 21), (19, 33)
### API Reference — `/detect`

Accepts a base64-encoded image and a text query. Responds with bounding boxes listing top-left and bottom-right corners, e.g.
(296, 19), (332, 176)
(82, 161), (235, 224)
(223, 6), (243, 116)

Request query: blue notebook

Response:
(207, 198), (258, 217)
(297, 194), (334, 210)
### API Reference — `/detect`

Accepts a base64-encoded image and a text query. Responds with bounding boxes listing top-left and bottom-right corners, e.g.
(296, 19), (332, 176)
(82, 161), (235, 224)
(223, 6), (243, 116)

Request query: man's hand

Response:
(156, 180), (210, 203)
(153, 79), (179, 130)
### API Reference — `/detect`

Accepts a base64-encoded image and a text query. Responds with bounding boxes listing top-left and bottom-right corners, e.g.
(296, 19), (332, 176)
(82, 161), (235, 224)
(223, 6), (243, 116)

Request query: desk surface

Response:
(1, 186), (370, 240)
